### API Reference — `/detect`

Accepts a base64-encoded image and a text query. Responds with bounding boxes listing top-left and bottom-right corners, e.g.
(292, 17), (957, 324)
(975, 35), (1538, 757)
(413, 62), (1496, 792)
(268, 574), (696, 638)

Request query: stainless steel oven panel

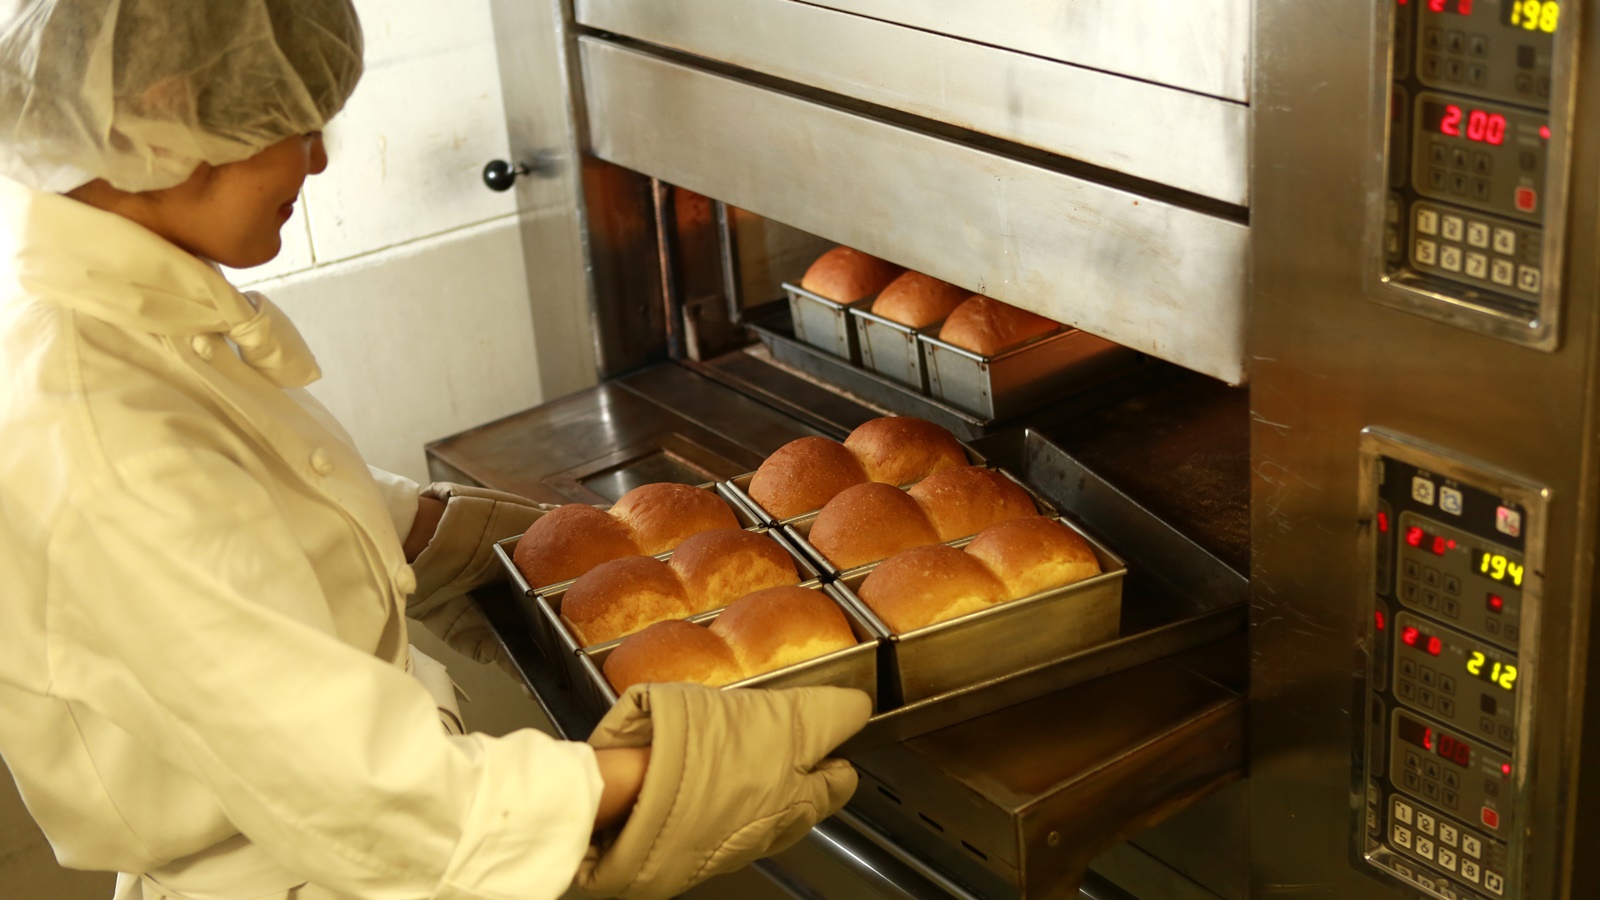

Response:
(579, 37), (1251, 385)
(575, 0), (1250, 204)
(774, 0), (1250, 102)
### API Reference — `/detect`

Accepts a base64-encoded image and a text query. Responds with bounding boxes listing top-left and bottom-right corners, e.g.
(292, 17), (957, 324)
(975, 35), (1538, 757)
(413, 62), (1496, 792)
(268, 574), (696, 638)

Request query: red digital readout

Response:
(1428, 0), (1474, 12)
(1439, 104), (1508, 145)
(1378, 510), (1390, 533)
(1438, 733), (1472, 766)
(1375, 610), (1388, 631)
(1405, 526), (1455, 556)
(1402, 626), (1444, 656)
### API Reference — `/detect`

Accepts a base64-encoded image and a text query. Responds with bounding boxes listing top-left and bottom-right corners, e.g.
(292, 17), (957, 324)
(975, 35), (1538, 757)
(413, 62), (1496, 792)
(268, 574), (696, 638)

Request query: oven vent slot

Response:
(961, 841), (988, 861)
(917, 813), (944, 832)
(875, 786), (902, 805)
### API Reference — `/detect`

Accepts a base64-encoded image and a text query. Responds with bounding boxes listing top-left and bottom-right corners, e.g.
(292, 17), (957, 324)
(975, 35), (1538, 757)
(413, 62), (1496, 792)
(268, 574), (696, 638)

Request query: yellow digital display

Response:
(1474, 549), (1524, 586)
(1507, 0), (1560, 33)
(1468, 650), (1519, 691)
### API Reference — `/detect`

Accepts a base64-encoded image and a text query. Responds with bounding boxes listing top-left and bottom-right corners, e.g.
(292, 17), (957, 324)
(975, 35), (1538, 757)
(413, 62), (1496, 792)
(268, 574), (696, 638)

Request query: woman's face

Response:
(141, 133), (328, 268)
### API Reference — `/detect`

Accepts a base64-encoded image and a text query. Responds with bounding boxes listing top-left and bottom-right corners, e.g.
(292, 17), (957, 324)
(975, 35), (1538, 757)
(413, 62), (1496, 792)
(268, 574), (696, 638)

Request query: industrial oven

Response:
(428, 2), (1600, 898)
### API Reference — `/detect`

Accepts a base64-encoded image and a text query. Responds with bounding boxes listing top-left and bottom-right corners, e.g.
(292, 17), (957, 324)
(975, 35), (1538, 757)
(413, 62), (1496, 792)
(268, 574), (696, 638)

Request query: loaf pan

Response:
(724, 443), (991, 529)
(779, 468), (1058, 580)
(849, 304), (942, 391)
(783, 281), (871, 363)
(919, 328), (1141, 420)
(571, 580), (886, 717)
(831, 515), (1126, 704)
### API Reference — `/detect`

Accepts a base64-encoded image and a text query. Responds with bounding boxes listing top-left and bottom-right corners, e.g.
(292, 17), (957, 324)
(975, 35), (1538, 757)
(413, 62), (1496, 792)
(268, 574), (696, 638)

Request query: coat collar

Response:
(0, 177), (321, 388)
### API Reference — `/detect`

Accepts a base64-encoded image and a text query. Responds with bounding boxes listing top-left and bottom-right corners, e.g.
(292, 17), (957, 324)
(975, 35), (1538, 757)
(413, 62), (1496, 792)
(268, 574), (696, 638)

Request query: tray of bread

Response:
(726, 415), (987, 528)
(783, 245), (903, 363)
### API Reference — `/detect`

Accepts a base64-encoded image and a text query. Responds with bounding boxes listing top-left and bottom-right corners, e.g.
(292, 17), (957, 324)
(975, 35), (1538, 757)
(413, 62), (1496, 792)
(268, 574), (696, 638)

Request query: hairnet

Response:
(0, 0), (363, 193)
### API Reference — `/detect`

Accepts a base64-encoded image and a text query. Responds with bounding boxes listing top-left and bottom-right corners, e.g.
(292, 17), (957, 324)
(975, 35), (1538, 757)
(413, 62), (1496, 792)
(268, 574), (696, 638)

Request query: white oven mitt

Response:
(407, 482), (555, 669)
(575, 683), (870, 900)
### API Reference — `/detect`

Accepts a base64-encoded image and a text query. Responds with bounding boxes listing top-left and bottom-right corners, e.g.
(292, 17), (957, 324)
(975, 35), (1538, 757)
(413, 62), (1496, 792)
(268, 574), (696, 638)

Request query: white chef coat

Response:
(0, 177), (603, 900)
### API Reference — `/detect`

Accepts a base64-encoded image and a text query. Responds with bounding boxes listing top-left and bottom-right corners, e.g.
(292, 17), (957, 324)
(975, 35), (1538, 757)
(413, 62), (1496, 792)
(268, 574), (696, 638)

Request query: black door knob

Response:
(482, 159), (529, 192)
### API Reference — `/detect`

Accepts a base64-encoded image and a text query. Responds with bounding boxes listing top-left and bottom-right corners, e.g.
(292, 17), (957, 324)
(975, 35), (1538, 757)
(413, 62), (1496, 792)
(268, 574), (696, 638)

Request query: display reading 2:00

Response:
(1506, 0), (1560, 33)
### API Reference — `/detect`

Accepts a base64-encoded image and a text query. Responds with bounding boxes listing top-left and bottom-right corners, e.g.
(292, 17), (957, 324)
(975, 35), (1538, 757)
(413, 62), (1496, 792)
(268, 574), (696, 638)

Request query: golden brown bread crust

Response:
(858, 545), (1008, 633)
(610, 482), (739, 555)
(603, 620), (743, 693)
(748, 436), (869, 520)
(512, 504), (640, 587)
(808, 482), (941, 571)
(937, 295), (1060, 356)
(870, 272), (970, 328)
(908, 467), (1038, 542)
(561, 556), (690, 646)
(843, 416), (968, 486)
(670, 529), (800, 612)
(711, 586), (858, 678)
(799, 246), (904, 303)
(964, 517), (1101, 600)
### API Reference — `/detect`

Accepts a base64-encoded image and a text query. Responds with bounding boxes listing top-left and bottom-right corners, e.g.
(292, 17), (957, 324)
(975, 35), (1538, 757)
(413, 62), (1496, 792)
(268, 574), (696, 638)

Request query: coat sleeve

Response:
(47, 445), (601, 900)
(367, 465), (422, 540)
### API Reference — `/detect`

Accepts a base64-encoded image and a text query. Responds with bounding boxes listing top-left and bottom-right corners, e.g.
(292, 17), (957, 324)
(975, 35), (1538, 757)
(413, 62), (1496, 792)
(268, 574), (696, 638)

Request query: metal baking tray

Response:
(920, 327), (1141, 420)
(570, 580), (887, 715)
(850, 304), (942, 391)
(779, 468), (1058, 580)
(831, 514), (1126, 704)
(725, 443), (991, 529)
(783, 281), (871, 363)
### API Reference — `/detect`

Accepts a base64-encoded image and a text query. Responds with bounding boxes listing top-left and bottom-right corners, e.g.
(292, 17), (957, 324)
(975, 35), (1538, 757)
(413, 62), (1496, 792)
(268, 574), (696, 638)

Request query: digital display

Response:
(1405, 525), (1456, 556)
(1504, 0), (1561, 32)
(1422, 100), (1509, 146)
(1427, 0), (1476, 13)
(1399, 715), (1475, 768)
(1402, 625), (1444, 657)
(1399, 714), (1434, 751)
(1468, 651), (1519, 690)
(1474, 549), (1525, 585)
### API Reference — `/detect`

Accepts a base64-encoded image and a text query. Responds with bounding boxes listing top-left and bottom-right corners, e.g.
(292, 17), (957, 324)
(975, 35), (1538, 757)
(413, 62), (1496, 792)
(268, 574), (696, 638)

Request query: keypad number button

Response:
(1416, 836), (1435, 860)
(1467, 221), (1491, 248)
(1493, 228), (1517, 255)
(1440, 823), (1459, 846)
(1462, 859), (1482, 883)
(1485, 871), (1505, 895)
(1417, 208), (1441, 236)
(1438, 848), (1458, 871)
(1442, 215), (1465, 242)
(1393, 824), (1414, 850)
(1491, 259), (1516, 286)
(1518, 265), (1542, 294)
(1463, 834), (1482, 858)
(1395, 799), (1415, 825)
(1440, 246), (1464, 273)
(1466, 252), (1489, 280)
(1416, 239), (1439, 268)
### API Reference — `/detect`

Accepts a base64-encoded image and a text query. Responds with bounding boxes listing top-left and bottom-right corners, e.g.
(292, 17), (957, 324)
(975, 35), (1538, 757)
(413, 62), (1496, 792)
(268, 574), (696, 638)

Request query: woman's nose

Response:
(308, 133), (328, 175)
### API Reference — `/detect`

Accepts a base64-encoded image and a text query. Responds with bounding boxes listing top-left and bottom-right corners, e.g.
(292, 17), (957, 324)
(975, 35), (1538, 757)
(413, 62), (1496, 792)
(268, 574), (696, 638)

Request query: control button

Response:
(1493, 228), (1517, 254)
(1462, 859), (1482, 883)
(1405, 770), (1423, 792)
(1444, 598), (1461, 619)
(1441, 675), (1456, 695)
(1516, 186), (1538, 213)
(1402, 582), (1420, 602)
(1420, 667), (1437, 687)
(1439, 848), (1458, 871)
(1393, 824), (1414, 850)
(1416, 836), (1436, 860)
(1440, 823), (1460, 847)
(1445, 31), (1466, 55)
(1537, 75), (1551, 98)
(1430, 167), (1448, 190)
(1400, 680), (1417, 700)
(1423, 567), (1441, 587)
(1438, 489), (1465, 520)
(1485, 778), (1500, 797)
(1490, 259), (1515, 287)
(1440, 246), (1463, 273)
(1420, 687), (1437, 709)
(1450, 173), (1471, 196)
(1487, 618), (1501, 635)
(1425, 781), (1441, 801)
(1425, 760), (1441, 780)
(1404, 559), (1421, 579)
(1468, 64), (1488, 87)
(1440, 697), (1456, 717)
(1444, 770), (1460, 790)
(1482, 715), (1497, 733)
(1406, 751), (1422, 771)
(1417, 208), (1441, 235)
(1431, 143), (1449, 166)
(1472, 178), (1492, 202)
(1463, 834), (1483, 859)
(1521, 149), (1540, 172)
(1515, 73), (1534, 94)
(1465, 252), (1489, 280)
(1401, 659), (1418, 678)
(1395, 798), (1415, 824)
(1499, 724), (1514, 743)
(1518, 265), (1542, 293)
(1446, 59), (1465, 82)
(1442, 215), (1465, 241)
(1485, 870), (1505, 895)
(1472, 152), (1492, 175)
(1416, 239), (1439, 268)
(1449, 149), (1470, 171)
(1482, 807), (1500, 830)
(1422, 591), (1440, 611)
(1444, 788), (1460, 809)
(1412, 477), (1437, 505)
(1423, 56), (1442, 80)
(1424, 28), (1443, 50)
(1505, 623), (1519, 641)
(1444, 575), (1461, 596)
(1469, 35), (1488, 58)
(1466, 221), (1491, 247)
(1416, 811), (1436, 835)
(1496, 506), (1522, 537)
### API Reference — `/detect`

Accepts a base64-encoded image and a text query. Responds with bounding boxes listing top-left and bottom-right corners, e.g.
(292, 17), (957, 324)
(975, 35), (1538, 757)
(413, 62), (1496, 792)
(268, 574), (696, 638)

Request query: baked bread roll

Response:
(512, 482), (738, 587)
(843, 416), (967, 486)
(871, 271), (970, 328)
(748, 436), (868, 520)
(711, 586), (857, 678)
(561, 529), (800, 646)
(808, 482), (941, 571)
(603, 620), (743, 694)
(965, 517), (1101, 600)
(858, 545), (1007, 633)
(908, 467), (1037, 542)
(938, 295), (1060, 356)
(800, 246), (904, 303)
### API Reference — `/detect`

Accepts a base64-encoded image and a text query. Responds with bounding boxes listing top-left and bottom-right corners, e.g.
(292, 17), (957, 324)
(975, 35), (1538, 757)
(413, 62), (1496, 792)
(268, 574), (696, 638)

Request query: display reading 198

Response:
(1474, 549), (1525, 586)
(1504, 0), (1561, 32)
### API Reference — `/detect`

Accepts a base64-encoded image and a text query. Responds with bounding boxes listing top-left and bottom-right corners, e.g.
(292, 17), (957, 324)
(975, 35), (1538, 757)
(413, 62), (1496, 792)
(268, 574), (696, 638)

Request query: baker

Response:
(0, 2), (869, 898)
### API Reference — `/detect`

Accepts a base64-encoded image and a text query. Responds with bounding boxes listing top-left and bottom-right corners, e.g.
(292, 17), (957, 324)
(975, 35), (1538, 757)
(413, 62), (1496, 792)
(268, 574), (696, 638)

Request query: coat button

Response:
(309, 448), (335, 476)
(190, 335), (215, 361)
(396, 566), (417, 595)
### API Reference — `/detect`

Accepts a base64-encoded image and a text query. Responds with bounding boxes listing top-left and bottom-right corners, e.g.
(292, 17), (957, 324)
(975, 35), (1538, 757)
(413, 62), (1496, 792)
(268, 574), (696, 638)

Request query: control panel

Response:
(1374, 0), (1574, 345)
(1357, 431), (1545, 900)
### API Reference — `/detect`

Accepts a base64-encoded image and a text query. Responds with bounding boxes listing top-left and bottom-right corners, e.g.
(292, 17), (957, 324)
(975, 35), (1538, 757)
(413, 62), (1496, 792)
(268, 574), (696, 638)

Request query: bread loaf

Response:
(871, 271), (970, 328)
(858, 518), (1104, 633)
(800, 246), (903, 303)
(808, 482), (941, 571)
(604, 587), (860, 692)
(560, 528), (800, 646)
(710, 586), (857, 678)
(603, 620), (743, 694)
(938, 295), (1060, 356)
(843, 416), (967, 486)
(908, 467), (1037, 542)
(511, 482), (738, 587)
(749, 416), (966, 520)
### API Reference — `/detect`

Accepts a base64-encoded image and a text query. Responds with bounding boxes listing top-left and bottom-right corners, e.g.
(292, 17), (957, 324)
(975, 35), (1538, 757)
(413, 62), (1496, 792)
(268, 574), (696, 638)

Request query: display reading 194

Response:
(1474, 549), (1524, 586)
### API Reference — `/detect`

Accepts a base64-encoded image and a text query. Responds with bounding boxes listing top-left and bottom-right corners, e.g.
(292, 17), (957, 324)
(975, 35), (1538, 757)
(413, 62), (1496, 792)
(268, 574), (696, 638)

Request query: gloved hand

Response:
(407, 482), (554, 670)
(575, 683), (871, 900)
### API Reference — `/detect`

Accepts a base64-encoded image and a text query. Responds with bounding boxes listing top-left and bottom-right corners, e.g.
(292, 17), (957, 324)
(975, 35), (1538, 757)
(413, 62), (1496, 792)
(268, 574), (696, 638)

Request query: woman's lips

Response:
(278, 201), (295, 220)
